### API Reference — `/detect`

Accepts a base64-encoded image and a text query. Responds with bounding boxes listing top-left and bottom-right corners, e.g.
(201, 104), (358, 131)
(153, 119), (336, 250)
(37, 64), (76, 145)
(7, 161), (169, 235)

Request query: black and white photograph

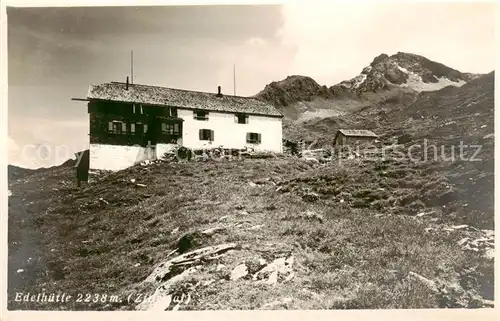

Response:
(3, 0), (496, 314)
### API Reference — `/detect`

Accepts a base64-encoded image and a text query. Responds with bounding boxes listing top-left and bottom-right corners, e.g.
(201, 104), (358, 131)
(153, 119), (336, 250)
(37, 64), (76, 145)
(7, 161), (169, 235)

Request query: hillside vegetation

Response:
(8, 130), (494, 310)
(8, 58), (494, 310)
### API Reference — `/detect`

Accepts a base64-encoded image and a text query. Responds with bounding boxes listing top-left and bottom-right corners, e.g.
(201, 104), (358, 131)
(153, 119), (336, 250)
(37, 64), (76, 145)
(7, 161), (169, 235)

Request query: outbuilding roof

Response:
(87, 82), (283, 117)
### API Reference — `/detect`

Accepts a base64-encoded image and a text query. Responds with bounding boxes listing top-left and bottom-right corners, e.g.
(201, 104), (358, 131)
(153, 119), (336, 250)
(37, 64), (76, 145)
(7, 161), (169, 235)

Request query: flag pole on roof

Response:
(131, 50), (134, 84)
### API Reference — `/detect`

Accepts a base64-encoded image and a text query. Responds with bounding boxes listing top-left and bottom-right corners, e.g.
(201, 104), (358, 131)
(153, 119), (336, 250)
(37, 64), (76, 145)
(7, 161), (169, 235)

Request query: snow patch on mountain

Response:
(299, 109), (344, 121)
(397, 65), (466, 92)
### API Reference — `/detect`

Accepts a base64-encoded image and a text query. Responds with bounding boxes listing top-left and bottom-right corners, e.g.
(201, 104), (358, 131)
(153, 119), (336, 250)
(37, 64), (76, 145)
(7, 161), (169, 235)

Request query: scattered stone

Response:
(130, 178), (136, 183)
(134, 263), (141, 267)
(483, 133), (494, 139)
(254, 256), (294, 284)
(480, 124), (487, 128)
(143, 243), (238, 284)
(98, 197), (109, 205)
(136, 183), (147, 188)
(235, 204), (245, 210)
(482, 229), (494, 237)
(458, 237), (470, 246)
(248, 182), (257, 188)
(408, 271), (438, 293)
(265, 271), (278, 285)
(218, 215), (230, 221)
(275, 186), (283, 192)
(238, 211), (249, 215)
(201, 226), (226, 236)
(451, 225), (469, 230)
(17, 269), (24, 273)
(171, 227), (179, 235)
(8, 190), (12, 197)
(483, 299), (494, 307)
(230, 264), (249, 281)
(216, 264), (225, 272)
(416, 211), (434, 217)
(247, 224), (264, 231)
(137, 266), (199, 311)
(339, 199), (345, 203)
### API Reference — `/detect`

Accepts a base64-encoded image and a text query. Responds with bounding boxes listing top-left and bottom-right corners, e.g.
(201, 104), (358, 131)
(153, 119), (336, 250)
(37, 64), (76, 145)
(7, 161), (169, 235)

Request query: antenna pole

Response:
(131, 50), (134, 84)
(233, 64), (236, 96)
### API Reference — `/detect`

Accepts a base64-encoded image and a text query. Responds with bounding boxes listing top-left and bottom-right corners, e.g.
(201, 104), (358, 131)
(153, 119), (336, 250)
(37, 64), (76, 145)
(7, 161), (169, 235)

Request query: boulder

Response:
(302, 192), (320, 202)
(230, 264), (249, 281)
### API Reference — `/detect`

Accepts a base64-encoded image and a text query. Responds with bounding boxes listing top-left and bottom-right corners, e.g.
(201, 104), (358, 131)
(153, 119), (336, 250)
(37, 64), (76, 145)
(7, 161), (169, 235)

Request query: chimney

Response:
(126, 76), (129, 90)
(217, 86), (222, 97)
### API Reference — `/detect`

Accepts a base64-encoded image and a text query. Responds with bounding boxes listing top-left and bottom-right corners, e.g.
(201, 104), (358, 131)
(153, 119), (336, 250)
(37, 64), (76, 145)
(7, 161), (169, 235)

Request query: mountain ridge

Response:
(255, 52), (484, 122)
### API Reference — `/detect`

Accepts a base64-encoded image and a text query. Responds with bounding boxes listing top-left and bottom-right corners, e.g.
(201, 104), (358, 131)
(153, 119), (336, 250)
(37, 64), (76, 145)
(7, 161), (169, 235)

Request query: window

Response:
(130, 123), (136, 133)
(169, 107), (178, 117)
(133, 104), (143, 114)
(235, 113), (249, 124)
(194, 110), (208, 121)
(144, 124), (148, 133)
(162, 123), (181, 136)
(246, 132), (261, 144)
(108, 121), (126, 134)
(135, 122), (143, 134)
(199, 129), (214, 141)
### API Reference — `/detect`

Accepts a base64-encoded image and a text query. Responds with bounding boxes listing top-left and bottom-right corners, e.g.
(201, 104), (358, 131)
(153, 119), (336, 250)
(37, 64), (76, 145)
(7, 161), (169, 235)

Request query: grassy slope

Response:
(7, 73), (494, 311)
(8, 154), (493, 310)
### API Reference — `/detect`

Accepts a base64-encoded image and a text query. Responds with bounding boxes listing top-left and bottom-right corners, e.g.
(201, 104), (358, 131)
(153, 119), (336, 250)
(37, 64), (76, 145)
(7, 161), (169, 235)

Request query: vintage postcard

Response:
(2, 0), (497, 318)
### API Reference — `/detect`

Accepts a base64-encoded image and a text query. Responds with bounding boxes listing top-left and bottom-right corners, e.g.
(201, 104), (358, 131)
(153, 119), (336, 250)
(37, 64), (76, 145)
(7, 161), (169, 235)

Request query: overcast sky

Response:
(7, 3), (496, 168)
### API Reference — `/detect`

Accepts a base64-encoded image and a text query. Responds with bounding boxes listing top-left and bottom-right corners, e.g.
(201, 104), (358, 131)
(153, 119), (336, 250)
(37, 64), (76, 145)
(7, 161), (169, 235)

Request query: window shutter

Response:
(258, 133), (262, 143)
(234, 115), (238, 123)
(199, 129), (203, 140)
(210, 130), (214, 141)
(122, 122), (126, 132)
(108, 122), (113, 131)
(245, 115), (249, 124)
(246, 132), (251, 143)
(131, 123), (135, 133)
(144, 124), (148, 133)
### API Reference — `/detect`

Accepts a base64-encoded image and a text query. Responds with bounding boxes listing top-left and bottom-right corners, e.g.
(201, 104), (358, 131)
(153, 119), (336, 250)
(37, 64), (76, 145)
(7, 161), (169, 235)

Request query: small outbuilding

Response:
(75, 149), (90, 186)
(334, 129), (378, 146)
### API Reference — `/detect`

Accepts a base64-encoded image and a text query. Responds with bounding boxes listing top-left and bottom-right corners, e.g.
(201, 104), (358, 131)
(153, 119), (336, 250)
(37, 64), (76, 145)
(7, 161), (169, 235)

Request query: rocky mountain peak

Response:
(332, 51), (481, 94)
(255, 75), (334, 108)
